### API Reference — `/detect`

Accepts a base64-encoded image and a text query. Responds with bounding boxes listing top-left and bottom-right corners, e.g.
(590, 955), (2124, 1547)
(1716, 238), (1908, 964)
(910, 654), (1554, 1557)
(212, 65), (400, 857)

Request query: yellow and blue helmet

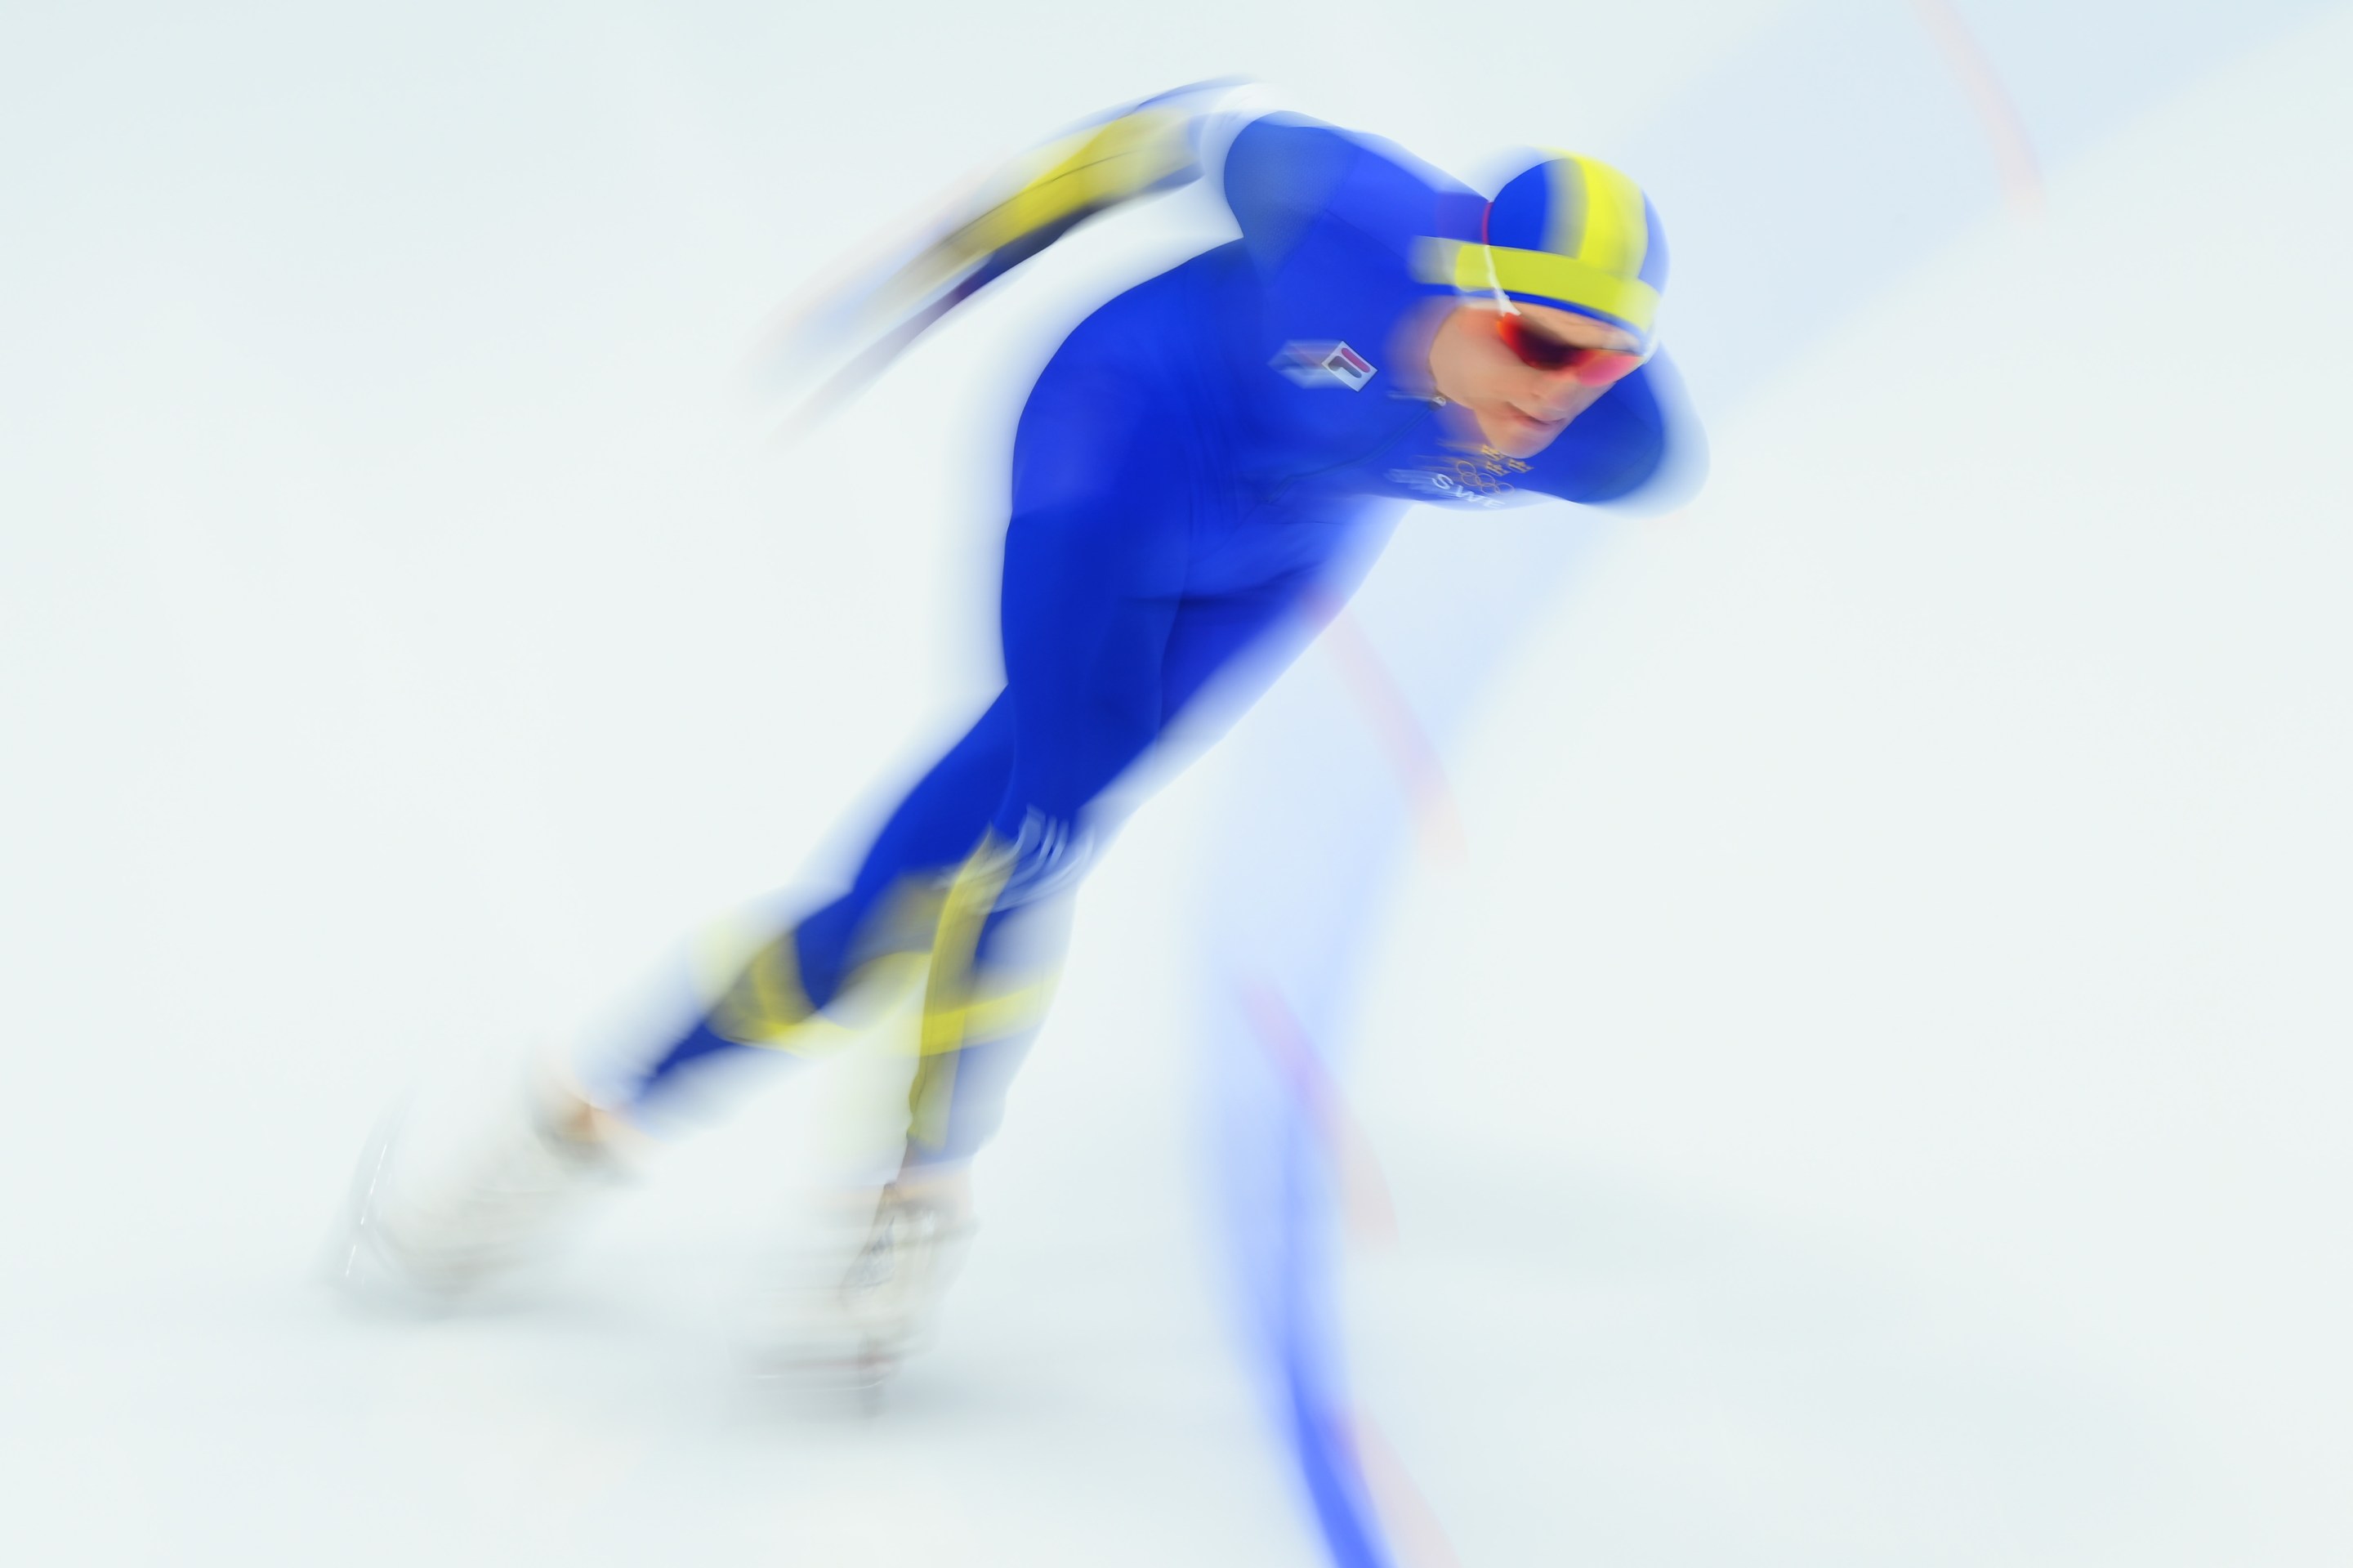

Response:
(1451, 154), (1670, 351)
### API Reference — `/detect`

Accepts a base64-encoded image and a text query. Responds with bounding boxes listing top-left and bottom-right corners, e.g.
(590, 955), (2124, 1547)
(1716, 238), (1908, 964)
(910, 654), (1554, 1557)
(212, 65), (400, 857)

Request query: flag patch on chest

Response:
(1273, 340), (1377, 391)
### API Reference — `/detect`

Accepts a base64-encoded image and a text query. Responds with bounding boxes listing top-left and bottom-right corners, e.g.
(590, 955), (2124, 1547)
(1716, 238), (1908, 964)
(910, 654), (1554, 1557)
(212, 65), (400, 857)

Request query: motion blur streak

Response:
(1308, 597), (1467, 865)
(1240, 980), (1397, 1249)
(1351, 1414), (1466, 1568)
(1911, 0), (2046, 216)
(1193, 2), (2335, 1564)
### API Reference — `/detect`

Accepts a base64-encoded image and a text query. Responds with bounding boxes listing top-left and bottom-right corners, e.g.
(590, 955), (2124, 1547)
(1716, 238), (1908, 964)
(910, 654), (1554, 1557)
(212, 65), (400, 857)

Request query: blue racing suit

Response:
(626, 113), (1699, 1157)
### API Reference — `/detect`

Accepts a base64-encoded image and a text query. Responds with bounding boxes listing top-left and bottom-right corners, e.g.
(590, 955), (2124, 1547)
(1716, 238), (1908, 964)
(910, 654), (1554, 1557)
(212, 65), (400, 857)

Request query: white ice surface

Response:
(2, 2), (2349, 1564)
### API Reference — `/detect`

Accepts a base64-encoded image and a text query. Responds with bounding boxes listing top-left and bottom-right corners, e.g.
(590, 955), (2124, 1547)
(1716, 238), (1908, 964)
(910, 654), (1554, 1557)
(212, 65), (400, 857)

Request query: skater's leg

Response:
(793, 690), (1024, 1009)
(877, 445), (1201, 1169)
(900, 878), (1074, 1170)
(620, 695), (1017, 1107)
(626, 543), (1357, 1147)
(897, 562), (1335, 1173)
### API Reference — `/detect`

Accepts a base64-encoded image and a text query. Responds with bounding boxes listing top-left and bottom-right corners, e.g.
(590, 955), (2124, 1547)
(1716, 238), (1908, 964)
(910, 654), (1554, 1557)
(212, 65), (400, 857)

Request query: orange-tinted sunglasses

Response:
(1496, 312), (1647, 386)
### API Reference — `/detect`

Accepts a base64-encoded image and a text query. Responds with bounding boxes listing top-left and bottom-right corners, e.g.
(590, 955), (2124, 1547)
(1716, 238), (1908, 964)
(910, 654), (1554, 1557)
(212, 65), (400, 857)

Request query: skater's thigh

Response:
(1156, 572), (1319, 727)
(992, 428), (1196, 835)
(856, 693), (1018, 874)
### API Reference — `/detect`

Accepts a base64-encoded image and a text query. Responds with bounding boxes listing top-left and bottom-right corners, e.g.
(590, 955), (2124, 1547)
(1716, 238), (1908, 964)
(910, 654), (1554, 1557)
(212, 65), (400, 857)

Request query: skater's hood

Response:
(1417, 152), (1670, 351)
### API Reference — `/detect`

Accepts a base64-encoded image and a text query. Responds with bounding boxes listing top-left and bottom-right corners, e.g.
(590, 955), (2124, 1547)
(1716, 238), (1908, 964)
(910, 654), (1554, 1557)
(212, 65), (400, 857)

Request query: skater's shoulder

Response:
(1222, 114), (1483, 266)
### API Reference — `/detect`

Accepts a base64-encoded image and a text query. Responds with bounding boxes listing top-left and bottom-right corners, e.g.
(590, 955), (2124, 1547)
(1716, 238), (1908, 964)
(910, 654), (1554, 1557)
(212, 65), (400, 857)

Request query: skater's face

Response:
(1427, 300), (1645, 458)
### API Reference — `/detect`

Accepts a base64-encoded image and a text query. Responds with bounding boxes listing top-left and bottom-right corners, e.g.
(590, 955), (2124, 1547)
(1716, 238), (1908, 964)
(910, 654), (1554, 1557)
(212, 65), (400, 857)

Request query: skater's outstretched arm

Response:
(757, 81), (1248, 425)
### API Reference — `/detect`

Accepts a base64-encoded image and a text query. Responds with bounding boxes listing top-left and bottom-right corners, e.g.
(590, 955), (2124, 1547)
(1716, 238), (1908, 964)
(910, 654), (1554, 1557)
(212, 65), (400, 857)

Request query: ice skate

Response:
(735, 1168), (976, 1387)
(335, 1071), (642, 1300)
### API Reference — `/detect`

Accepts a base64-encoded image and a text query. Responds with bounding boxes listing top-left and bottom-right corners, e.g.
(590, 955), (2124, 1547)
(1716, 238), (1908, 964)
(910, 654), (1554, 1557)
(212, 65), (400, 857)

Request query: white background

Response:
(2, 1), (2348, 1562)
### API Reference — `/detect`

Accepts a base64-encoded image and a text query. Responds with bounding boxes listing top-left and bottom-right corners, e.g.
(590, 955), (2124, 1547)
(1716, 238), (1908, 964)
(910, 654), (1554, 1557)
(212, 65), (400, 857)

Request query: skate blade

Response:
(319, 1093), (491, 1313)
(738, 1343), (904, 1389)
(734, 1318), (918, 1403)
(732, 1290), (922, 1396)
(319, 1095), (413, 1293)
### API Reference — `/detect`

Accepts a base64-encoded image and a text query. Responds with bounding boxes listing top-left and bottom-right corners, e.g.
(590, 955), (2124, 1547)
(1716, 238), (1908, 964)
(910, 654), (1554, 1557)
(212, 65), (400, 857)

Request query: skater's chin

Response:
(1480, 405), (1572, 456)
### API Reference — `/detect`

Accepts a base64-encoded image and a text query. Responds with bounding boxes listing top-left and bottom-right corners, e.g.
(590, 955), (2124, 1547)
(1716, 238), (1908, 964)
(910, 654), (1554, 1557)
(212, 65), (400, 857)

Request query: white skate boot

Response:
(335, 1072), (642, 1299)
(735, 1168), (976, 1387)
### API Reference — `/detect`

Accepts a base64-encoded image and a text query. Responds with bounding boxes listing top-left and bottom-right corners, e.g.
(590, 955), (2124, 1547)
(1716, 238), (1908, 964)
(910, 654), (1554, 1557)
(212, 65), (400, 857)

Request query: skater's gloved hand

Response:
(998, 808), (1092, 907)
